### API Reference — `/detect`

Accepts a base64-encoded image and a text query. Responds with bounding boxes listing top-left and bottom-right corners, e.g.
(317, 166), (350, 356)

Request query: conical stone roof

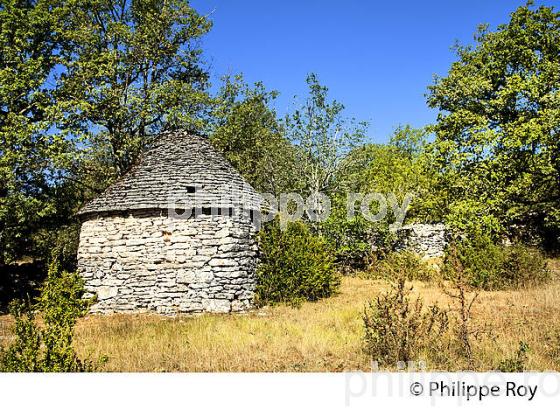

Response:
(77, 131), (262, 218)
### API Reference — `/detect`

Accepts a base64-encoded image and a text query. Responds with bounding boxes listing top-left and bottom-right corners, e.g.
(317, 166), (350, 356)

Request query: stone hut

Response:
(76, 131), (262, 314)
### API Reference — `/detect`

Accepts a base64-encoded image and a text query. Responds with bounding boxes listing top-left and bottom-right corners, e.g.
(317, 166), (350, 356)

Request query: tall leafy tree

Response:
(211, 75), (299, 196)
(285, 73), (367, 199)
(428, 2), (560, 244)
(339, 126), (438, 221)
(59, 0), (213, 178)
(0, 0), (70, 263)
(1, 0), (214, 264)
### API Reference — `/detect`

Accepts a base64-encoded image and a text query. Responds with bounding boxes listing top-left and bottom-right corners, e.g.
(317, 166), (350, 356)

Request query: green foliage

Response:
(33, 223), (81, 271)
(256, 218), (340, 306)
(0, 257), (101, 372)
(337, 126), (441, 223)
(321, 216), (373, 273)
(0, 0), (214, 265)
(59, 0), (213, 175)
(443, 237), (550, 290)
(285, 73), (367, 198)
(211, 75), (301, 195)
(365, 251), (436, 282)
(444, 200), (504, 242)
(498, 341), (530, 372)
(320, 194), (378, 272)
(0, 301), (43, 372)
(36, 259), (93, 371)
(501, 245), (551, 287)
(363, 278), (449, 367)
(428, 3), (560, 246)
(323, 126), (437, 272)
(0, 0), (73, 264)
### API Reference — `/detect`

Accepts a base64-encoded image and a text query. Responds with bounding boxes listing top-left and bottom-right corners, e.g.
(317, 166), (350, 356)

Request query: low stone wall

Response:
(77, 210), (258, 314)
(395, 223), (449, 259)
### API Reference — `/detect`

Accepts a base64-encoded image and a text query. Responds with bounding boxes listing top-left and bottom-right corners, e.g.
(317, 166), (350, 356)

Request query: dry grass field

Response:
(1, 260), (560, 372)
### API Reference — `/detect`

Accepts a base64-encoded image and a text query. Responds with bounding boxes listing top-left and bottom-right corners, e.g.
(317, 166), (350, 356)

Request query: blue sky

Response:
(190, 0), (559, 143)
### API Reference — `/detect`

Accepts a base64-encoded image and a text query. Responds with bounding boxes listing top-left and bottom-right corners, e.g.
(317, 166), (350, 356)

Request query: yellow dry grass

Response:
(1, 262), (560, 372)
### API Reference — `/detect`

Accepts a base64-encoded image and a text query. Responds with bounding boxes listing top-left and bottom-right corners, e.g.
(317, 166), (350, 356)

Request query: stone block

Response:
(202, 299), (231, 313)
(96, 286), (119, 300)
(209, 258), (238, 267)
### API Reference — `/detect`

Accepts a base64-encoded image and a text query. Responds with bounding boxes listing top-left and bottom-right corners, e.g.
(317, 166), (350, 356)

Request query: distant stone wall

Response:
(395, 223), (449, 259)
(77, 210), (258, 314)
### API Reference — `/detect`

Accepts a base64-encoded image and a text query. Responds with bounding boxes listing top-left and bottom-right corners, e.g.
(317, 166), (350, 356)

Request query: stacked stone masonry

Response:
(395, 223), (449, 259)
(76, 132), (263, 315)
(78, 210), (258, 314)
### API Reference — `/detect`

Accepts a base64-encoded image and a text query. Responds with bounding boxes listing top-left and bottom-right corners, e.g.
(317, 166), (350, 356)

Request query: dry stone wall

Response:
(395, 223), (449, 259)
(77, 210), (258, 314)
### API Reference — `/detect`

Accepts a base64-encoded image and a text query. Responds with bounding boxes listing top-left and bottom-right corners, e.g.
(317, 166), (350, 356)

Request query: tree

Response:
(1, 0), (214, 264)
(427, 2), (560, 245)
(0, 0), (71, 263)
(58, 0), (213, 178)
(322, 126), (438, 269)
(285, 73), (368, 200)
(338, 126), (438, 222)
(210, 75), (300, 196)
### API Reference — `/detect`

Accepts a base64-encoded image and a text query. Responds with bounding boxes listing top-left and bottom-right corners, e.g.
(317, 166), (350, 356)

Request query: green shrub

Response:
(501, 246), (551, 288)
(0, 301), (43, 372)
(363, 251), (436, 281)
(320, 195), (396, 274)
(321, 214), (373, 273)
(443, 236), (550, 290)
(363, 278), (449, 367)
(256, 218), (340, 306)
(0, 257), (103, 372)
